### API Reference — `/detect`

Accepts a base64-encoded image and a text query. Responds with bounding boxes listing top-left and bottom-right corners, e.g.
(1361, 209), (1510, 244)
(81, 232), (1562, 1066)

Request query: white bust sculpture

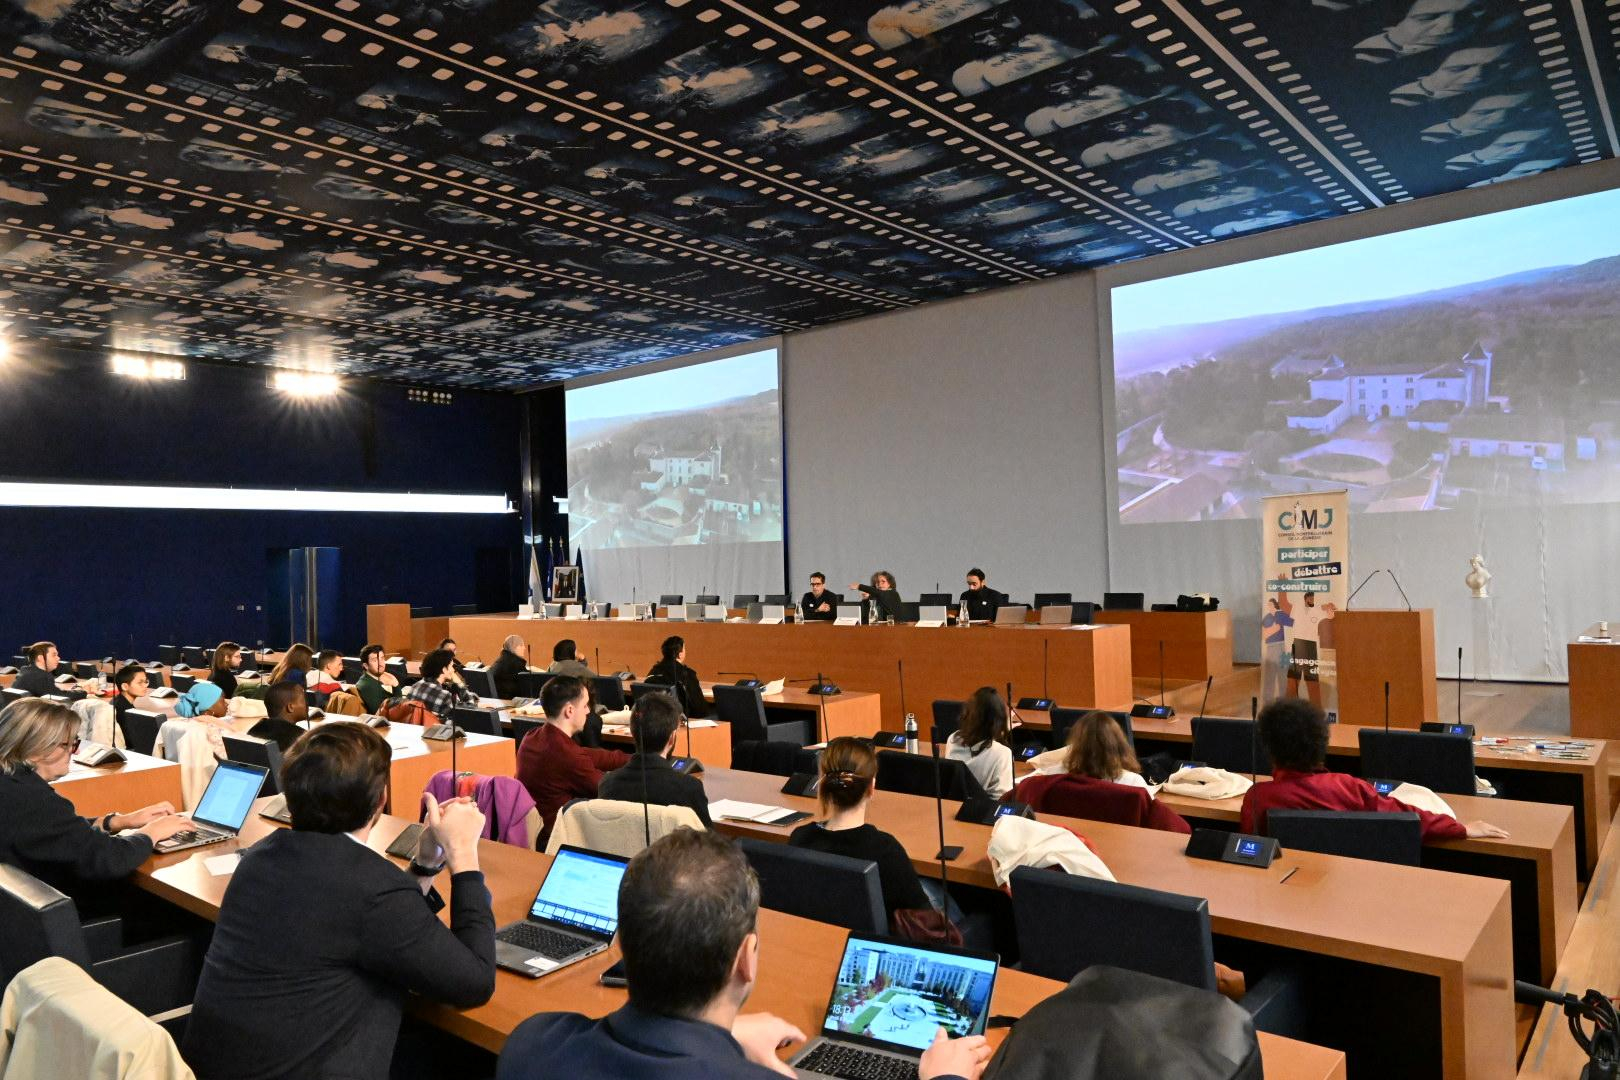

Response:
(1465, 554), (1492, 598)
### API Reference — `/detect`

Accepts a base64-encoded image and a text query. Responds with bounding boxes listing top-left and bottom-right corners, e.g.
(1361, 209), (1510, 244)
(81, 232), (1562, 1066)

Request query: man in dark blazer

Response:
(496, 831), (989, 1080)
(182, 722), (496, 1080)
(597, 691), (712, 827)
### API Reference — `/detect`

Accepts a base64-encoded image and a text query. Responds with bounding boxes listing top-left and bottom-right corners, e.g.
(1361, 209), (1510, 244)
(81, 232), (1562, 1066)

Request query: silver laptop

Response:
(791, 932), (999, 1080)
(835, 605), (864, 625)
(746, 602), (766, 623)
(993, 604), (1030, 624)
(154, 760), (269, 853)
(918, 605), (949, 624)
(494, 845), (632, 978)
(1038, 604), (1073, 625)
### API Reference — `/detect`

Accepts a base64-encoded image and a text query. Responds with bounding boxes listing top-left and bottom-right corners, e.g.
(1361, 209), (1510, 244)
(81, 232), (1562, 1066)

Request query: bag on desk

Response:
(1161, 767), (1253, 801)
(890, 906), (962, 948)
(981, 966), (1263, 1080)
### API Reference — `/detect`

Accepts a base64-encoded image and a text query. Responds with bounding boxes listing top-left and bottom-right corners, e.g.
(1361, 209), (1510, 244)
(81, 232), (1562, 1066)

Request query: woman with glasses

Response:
(0, 698), (186, 903)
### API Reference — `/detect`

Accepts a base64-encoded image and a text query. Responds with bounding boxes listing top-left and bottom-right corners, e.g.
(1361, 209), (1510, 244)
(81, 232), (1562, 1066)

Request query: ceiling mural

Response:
(0, 0), (1611, 389)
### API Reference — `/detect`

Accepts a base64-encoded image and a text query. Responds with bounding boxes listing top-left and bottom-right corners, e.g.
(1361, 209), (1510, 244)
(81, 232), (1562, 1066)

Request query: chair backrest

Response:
(181, 646), (208, 668)
(694, 594), (720, 607)
(732, 594), (760, 609)
(0, 863), (93, 989)
(450, 706), (502, 737)
(544, 799), (704, 858)
(73, 662), (96, 680)
(731, 740), (820, 777)
(1190, 716), (1271, 775)
(156, 645), (181, 666)
(737, 837), (886, 935)
(895, 602), (921, 623)
(340, 656), (363, 682)
(1050, 708), (1134, 750)
(930, 700), (964, 742)
(1071, 601), (1098, 625)
(461, 667), (497, 698)
(763, 594), (791, 606)
(875, 749), (987, 802)
(918, 592), (952, 607)
(1010, 867), (1216, 990)
(512, 715), (544, 749)
(1033, 592), (1073, 608)
(221, 735), (284, 797)
(169, 673), (196, 694)
(592, 675), (628, 711)
(1358, 729), (1476, 796)
(658, 594), (684, 608)
(1102, 592), (1145, 610)
(514, 671), (549, 699)
(451, 603), (478, 616)
(1019, 774), (1158, 828)
(713, 683), (769, 742)
(117, 709), (163, 756)
(1266, 810), (1423, 866)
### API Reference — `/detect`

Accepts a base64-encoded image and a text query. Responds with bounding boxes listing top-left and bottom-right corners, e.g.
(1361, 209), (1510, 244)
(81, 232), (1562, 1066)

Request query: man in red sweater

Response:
(515, 675), (630, 848)
(1240, 698), (1508, 842)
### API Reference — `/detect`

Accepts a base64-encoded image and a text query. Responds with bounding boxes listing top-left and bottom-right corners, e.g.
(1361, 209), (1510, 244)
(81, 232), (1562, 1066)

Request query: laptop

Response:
(1038, 604), (1073, 625)
(154, 760), (269, 853)
(993, 604), (1029, 625)
(494, 845), (632, 978)
(791, 932), (999, 1080)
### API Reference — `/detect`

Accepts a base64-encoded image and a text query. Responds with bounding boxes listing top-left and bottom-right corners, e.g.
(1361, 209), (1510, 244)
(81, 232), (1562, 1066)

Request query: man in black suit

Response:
(496, 830), (989, 1080)
(798, 571), (837, 622)
(182, 722), (496, 1080)
(958, 568), (1007, 623)
(598, 691), (712, 827)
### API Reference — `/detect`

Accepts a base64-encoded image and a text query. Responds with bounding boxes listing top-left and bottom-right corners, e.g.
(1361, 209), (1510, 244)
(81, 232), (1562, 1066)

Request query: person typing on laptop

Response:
(496, 830), (989, 1080)
(182, 722), (497, 1080)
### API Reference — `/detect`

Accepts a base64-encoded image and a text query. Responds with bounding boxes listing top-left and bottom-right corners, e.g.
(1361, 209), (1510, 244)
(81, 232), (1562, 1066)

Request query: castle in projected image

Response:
(1112, 189), (1620, 524)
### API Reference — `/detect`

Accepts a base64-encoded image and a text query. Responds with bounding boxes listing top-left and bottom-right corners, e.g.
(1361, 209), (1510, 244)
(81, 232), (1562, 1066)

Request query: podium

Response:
(1333, 609), (1437, 729)
(365, 603), (412, 655)
(1569, 628), (1620, 739)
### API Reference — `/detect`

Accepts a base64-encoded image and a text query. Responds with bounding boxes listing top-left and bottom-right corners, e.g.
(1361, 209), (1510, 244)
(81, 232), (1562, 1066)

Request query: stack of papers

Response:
(708, 799), (802, 825)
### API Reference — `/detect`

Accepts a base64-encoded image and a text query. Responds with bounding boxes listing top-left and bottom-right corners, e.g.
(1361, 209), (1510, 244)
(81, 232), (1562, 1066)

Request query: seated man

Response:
(798, 572), (837, 622)
(250, 680), (308, 751)
(353, 644), (400, 713)
(1241, 698), (1508, 841)
(182, 722), (496, 1080)
(308, 649), (345, 695)
(496, 830), (988, 1080)
(598, 691), (712, 827)
(405, 648), (477, 721)
(489, 634), (531, 699)
(958, 569), (1006, 623)
(13, 641), (64, 697)
(546, 638), (597, 680)
(515, 675), (630, 848)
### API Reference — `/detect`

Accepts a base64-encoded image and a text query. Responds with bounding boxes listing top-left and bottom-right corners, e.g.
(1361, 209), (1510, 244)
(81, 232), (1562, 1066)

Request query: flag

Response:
(543, 535), (556, 602)
(576, 550), (587, 606)
(526, 541), (542, 608)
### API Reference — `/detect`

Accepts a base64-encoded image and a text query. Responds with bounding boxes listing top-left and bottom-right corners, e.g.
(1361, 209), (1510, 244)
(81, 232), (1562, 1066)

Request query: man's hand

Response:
(139, 814), (190, 844)
(424, 792), (484, 873)
(731, 1013), (806, 1077)
(919, 1028), (992, 1080)
(1465, 820), (1510, 839)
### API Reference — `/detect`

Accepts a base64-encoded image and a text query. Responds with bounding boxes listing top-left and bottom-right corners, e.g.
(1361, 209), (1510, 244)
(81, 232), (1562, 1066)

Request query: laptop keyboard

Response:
(798, 1044), (919, 1080)
(496, 921), (589, 960)
(158, 828), (220, 850)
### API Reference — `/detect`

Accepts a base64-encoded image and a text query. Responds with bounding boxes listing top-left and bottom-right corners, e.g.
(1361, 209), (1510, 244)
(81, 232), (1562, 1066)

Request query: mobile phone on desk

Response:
(599, 957), (627, 988)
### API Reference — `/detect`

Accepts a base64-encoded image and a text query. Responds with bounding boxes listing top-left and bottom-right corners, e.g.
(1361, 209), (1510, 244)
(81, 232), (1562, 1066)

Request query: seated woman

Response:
(1242, 698), (1508, 840)
(1016, 711), (1191, 833)
(176, 680), (232, 722)
(643, 636), (709, 719)
(111, 662), (149, 722)
(267, 643), (313, 690)
(849, 570), (904, 623)
(945, 687), (1014, 799)
(209, 641), (242, 699)
(0, 699), (186, 905)
(788, 737), (931, 919)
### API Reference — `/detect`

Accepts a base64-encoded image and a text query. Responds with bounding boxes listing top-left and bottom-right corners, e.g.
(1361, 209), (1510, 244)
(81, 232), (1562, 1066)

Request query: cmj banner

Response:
(1260, 490), (1350, 718)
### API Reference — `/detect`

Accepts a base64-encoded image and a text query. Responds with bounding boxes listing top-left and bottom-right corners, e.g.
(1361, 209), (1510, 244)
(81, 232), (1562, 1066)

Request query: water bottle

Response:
(904, 713), (919, 755)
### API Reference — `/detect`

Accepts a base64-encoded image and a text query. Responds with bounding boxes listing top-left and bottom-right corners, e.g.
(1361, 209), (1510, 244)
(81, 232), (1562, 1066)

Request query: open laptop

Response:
(1038, 604), (1073, 625)
(154, 760), (269, 853)
(495, 845), (631, 978)
(791, 932), (999, 1080)
(993, 604), (1029, 625)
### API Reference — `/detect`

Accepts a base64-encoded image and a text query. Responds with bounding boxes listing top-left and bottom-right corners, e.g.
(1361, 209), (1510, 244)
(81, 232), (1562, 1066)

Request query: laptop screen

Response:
(193, 761), (267, 832)
(530, 846), (630, 937)
(821, 934), (998, 1052)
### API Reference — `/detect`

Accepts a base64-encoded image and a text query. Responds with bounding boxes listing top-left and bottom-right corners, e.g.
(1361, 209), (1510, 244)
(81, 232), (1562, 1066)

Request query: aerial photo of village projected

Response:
(1111, 187), (1620, 525)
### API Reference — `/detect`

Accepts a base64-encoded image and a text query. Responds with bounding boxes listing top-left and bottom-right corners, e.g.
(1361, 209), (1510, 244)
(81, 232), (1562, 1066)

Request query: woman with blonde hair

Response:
(268, 643), (314, 689)
(0, 699), (186, 901)
(210, 641), (242, 698)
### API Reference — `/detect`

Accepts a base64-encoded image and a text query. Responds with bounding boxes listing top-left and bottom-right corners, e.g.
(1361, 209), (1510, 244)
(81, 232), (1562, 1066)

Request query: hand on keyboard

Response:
(731, 1013), (805, 1078)
(919, 1028), (991, 1080)
(141, 814), (190, 845)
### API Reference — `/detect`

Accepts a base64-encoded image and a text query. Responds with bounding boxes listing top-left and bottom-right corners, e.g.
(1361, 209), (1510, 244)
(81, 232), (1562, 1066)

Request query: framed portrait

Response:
(551, 565), (580, 603)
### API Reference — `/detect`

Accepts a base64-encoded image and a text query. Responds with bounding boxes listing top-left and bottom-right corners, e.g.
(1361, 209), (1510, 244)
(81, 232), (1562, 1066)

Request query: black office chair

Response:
(1033, 592), (1073, 609)
(763, 593), (791, 606)
(1191, 716), (1271, 775)
(222, 736), (285, 797)
(658, 594), (684, 608)
(1102, 593), (1145, 611)
(1008, 868), (1303, 1035)
(157, 645), (182, 666)
(340, 656), (363, 683)
(170, 673), (196, 694)
(738, 838), (886, 935)
(1, 686), (30, 706)
(1049, 708), (1134, 750)
(732, 594), (760, 609)
(713, 684), (809, 748)
(180, 646), (207, 669)
(875, 749), (987, 801)
(0, 862), (199, 1021)
(918, 592), (952, 607)
(1071, 601), (1098, 625)
(461, 667), (497, 698)
(450, 706), (502, 737)
(931, 700), (964, 743)
(74, 661), (97, 680)
(509, 671), (546, 699)
(694, 594), (720, 607)
(1359, 729), (1477, 796)
(512, 715), (544, 748)
(451, 603), (478, 616)
(118, 709), (163, 756)
(592, 675), (628, 711)
(1266, 810), (1422, 866)
(385, 658), (418, 689)
(731, 740), (822, 777)
(410, 606), (433, 618)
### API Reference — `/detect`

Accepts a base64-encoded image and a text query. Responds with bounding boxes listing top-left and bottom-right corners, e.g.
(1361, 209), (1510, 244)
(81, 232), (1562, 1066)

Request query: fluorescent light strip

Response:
(0, 482), (512, 515)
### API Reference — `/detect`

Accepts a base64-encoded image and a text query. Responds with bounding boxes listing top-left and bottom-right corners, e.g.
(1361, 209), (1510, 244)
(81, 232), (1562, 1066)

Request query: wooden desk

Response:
(445, 615), (1134, 731)
(385, 729), (514, 816)
(700, 768), (1515, 1078)
(52, 751), (183, 819)
(1567, 639), (1620, 740)
(1156, 783), (1576, 984)
(1094, 609), (1233, 680)
(134, 805), (1345, 1079)
(1517, 805), (1620, 1078)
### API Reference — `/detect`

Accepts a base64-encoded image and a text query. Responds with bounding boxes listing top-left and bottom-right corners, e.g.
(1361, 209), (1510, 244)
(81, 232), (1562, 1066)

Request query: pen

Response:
(1278, 867), (1299, 885)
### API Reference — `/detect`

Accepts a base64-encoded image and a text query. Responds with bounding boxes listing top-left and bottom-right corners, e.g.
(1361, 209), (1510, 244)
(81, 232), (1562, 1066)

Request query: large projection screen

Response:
(1104, 179), (1620, 680)
(565, 344), (784, 604)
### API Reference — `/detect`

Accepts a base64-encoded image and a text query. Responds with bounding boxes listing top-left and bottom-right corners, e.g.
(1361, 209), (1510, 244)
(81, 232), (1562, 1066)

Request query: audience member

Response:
(644, 636), (709, 719)
(13, 641), (61, 696)
(112, 663), (149, 722)
(309, 649), (345, 694)
(1016, 712), (1191, 834)
(545, 639), (596, 680)
(175, 680), (231, 720)
(945, 687), (1014, 798)
(405, 649), (476, 721)
(489, 635), (530, 699)
(515, 675), (630, 847)
(438, 637), (466, 673)
(251, 680), (308, 751)
(268, 643), (314, 689)
(598, 691), (712, 827)
(209, 641), (242, 699)
(354, 645), (400, 714)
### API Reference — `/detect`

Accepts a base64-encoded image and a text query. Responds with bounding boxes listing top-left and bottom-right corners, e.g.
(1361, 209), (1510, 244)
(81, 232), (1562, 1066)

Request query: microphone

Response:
(1384, 680), (1391, 734)
(1513, 980), (1620, 1078)
(1197, 675), (1213, 722)
(929, 735), (963, 864)
(1345, 569), (1382, 609)
(1387, 570), (1413, 611)
(1457, 646), (1464, 727)
(898, 659), (910, 740)
(1158, 641), (1167, 708)
(1005, 680), (1021, 734)
(1042, 639), (1049, 699)
(1249, 696), (1259, 781)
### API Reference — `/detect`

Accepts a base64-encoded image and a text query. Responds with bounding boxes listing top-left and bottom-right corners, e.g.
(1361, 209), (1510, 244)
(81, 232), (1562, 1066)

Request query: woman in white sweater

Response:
(945, 686), (1014, 798)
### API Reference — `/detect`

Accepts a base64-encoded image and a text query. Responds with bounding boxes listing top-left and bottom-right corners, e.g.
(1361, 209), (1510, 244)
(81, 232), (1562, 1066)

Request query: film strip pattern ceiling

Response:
(0, 0), (1613, 389)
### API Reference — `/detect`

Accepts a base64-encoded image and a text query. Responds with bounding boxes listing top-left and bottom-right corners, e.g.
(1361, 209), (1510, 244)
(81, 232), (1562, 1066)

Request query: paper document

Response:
(205, 853), (241, 877)
(762, 679), (786, 697)
(708, 799), (801, 825)
(687, 718), (719, 729)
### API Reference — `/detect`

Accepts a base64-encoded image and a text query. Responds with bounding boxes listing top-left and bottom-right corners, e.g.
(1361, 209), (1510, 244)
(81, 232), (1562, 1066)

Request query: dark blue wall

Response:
(0, 351), (527, 658)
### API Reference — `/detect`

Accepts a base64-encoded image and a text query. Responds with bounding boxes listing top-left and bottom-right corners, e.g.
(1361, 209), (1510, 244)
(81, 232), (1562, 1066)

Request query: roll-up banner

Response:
(1260, 490), (1350, 719)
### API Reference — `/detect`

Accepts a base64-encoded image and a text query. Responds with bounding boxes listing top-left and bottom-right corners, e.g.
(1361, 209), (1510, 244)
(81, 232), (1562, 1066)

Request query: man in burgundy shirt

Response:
(515, 675), (630, 848)
(1240, 698), (1508, 842)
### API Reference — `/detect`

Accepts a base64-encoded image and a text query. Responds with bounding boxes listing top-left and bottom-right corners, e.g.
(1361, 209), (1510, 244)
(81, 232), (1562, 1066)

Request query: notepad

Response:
(708, 799), (802, 825)
(205, 853), (240, 877)
(761, 678), (786, 697)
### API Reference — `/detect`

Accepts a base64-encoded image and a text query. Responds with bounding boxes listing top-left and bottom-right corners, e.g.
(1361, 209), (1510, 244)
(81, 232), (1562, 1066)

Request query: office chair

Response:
(410, 606), (433, 618)
(731, 741), (822, 777)
(156, 645), (182, 666)
(1033, 592), (1073, 609)
(875, 749), (986, 802)
(511, 715), (544, 748)
(449, 706), (502, 737)
(73, 662), (96, 680)
(222, 736), (286, 797)
(713, 684), (809, 748)
(169, 673), (196, 694)
(694, 594), (721, 607)
(451, 603), (477, 616)
(1, 686), (31, 706)
(1190, 716), (1272, 776)
(1102, 592), (1146, 611)
(180, 646), (207, 669)
(1049, 708), (1134, 750)
(461, 667), (497, 698)
(918, 592), (953, 607)
(931, 700), (964, 742)
(658, 594), (684, 609)
(340, 656), (363, 683)
(732, 594), (760, 609)
(737, 838), (886, 935)
(1266, 810), (1423, 866)
(1358, 729), (1477, 796)
(591, 675), (627, 711)
(896, 601), (921, 623)
(763, 594), (791, 606)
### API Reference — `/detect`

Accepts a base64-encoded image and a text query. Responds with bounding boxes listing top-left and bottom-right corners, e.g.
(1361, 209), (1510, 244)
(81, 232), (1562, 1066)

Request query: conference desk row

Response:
(126, 798), (1347, 1079)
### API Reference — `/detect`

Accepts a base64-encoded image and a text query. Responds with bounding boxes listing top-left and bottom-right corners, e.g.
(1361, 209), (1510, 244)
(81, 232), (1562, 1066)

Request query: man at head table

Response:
(799, 571), (837, 622)
(495, 829), (990, 1080)
(958, 568), (1007, 623)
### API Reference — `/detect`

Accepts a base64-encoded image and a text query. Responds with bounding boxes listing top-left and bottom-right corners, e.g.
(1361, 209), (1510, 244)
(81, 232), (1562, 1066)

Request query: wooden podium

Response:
(1333, 609), (1437, 729)
(365, 603), (412, 655)
(1568, 638), (1620, 739)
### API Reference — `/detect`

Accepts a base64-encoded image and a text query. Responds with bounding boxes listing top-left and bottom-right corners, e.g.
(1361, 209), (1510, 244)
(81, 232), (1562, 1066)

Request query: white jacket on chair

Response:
(0, 957), (193, 1080)
(544, 799), (703, 859)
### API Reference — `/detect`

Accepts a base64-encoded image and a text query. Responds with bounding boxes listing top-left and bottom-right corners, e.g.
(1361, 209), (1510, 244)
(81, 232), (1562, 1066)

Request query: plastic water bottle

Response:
(904, 713), (919, 755)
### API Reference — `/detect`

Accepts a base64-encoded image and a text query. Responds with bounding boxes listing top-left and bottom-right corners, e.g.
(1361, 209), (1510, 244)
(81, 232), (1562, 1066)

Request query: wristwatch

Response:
(408, 858), (446, 877)
(101, 812), (118, 832)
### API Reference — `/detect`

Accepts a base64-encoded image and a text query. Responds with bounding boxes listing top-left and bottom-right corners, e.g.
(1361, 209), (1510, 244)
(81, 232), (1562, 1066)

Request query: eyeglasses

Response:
(56, 737), (81, 755)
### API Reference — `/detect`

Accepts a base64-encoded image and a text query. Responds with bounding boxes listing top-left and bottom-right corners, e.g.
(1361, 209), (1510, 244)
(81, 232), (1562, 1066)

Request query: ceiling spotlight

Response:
(271, 369), (341, 398)
(110, 352), (187, 380)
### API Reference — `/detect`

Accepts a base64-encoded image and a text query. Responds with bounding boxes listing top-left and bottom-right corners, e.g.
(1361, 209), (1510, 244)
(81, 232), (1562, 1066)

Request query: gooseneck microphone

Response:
(1197, 675), (1213, 722)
